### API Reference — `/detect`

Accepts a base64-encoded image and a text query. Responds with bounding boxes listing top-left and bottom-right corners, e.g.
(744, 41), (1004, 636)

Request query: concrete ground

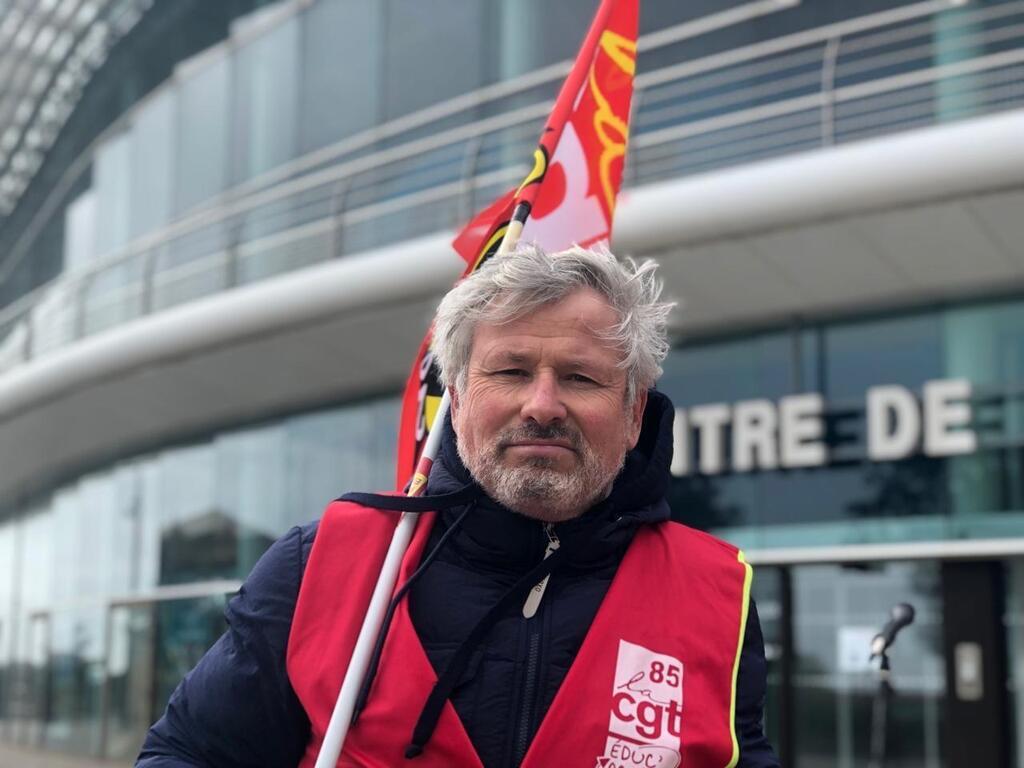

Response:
(0, 742), (131, 768)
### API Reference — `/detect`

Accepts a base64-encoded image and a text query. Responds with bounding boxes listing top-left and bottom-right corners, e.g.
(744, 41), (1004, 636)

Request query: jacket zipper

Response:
(522, 524), (560, 618)
(511, 524), (560, 766)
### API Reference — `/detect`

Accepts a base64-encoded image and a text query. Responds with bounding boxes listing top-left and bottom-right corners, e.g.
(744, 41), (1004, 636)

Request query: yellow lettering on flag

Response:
(590, 30), (636, 216)
(517, 148), (548, 197)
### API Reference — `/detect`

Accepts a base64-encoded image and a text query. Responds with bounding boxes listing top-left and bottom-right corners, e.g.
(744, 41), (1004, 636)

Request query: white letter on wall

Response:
(779, 393), (827, 468)
(867, 385), (920, 460)
(671, 408), (689, 477)
(924, 379), (976, 457)
(732, 399), (778, 472)
(689, 403), (731, 475)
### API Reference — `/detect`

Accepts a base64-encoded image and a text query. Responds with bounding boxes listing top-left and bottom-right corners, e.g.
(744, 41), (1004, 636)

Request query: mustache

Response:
(496, 422), (583, 452)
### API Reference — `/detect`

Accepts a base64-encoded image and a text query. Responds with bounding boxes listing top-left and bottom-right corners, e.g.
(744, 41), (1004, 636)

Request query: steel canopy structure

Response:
(0, 0), (153, 216)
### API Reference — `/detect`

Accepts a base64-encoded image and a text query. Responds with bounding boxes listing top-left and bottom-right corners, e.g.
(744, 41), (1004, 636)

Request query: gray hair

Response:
(432, 244), (674, 402)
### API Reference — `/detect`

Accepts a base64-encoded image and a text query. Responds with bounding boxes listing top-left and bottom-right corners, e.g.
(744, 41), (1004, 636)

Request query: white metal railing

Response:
(3, 0), (1022, 374)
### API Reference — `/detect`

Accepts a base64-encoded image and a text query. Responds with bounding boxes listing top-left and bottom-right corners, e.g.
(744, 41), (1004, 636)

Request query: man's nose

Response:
(520, 372), (567, 425)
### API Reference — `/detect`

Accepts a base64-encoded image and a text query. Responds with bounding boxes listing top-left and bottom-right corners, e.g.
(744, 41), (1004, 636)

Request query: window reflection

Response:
(667, 301), (1024, 545)
(105, 605), (154, 760)
(299, 0), (381, 153)
(0, 394), (399, 756)
(381, 0), (488, 120)
(46, 610), (105, 755)
(175, 53), (230, 215)
(151, 597), (227, 727)
(93, 133), (132, 257)
(232, 15), (300, 184)
(129, 88), (176, 239)
(159, 512), (274, 586)
(496, 0), (595, 79)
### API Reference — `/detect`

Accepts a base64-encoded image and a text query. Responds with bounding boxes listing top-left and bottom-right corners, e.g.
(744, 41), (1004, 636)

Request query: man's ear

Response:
(447, 384), (460, 431)
(627, 388), (648, 449)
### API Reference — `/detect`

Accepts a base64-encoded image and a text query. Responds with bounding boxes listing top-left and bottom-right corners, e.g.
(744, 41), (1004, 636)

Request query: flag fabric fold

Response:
(396, 0), (639, 488)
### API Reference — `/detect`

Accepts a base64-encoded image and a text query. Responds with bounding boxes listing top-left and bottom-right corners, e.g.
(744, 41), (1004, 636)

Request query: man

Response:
(138, 245), (779, 767)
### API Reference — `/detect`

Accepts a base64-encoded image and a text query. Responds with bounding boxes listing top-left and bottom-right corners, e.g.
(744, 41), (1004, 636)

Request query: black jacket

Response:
(138, 391), (779, 767)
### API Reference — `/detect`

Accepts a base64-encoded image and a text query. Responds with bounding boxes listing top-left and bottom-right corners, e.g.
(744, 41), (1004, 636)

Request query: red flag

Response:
(395, 0), (639, 488)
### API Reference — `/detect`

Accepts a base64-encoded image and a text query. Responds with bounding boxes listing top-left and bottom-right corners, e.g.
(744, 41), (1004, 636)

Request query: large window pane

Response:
(93, 133), (132, 257)
(231, 15), (300, 183)
(176, 53), (231, 214)
(147, 444), (221, 586)
(663, 332), (799, 533)
(214, 425), (288, 578)
(299, 0), (381, 153)
(496, 0), (595, 79)
(104, 604), (154, 760)
(129, 88), (176, 239)
(823, 314), (943, 401)
(382, 0), (488, 121)
(945, 302), (1024, 532)
(45, 609), (104, 755)
(63, 191), (97, 274)
(151, 597), (227, 730)
(791, 562), (945, 768)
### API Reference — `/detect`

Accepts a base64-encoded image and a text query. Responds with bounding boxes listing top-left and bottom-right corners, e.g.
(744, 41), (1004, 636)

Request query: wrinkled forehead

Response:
(467, 289), (626, 365)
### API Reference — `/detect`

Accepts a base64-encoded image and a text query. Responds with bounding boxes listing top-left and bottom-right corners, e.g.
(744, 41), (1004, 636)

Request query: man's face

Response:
(450, 288), (647, 522)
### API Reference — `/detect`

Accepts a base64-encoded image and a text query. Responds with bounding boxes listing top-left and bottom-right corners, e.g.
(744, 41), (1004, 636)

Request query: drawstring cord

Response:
(403, 514), (626, 760)
(350, 501), (476, 725)
(404, 544), (572, 759)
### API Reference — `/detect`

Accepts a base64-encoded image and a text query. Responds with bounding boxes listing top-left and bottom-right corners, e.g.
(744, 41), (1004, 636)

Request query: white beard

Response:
(458, 423), (626, 522)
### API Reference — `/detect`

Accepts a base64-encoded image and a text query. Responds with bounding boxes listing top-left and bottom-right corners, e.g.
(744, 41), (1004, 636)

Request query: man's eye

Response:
(568, 373), (598, 384)
(496, 369), (528, 377)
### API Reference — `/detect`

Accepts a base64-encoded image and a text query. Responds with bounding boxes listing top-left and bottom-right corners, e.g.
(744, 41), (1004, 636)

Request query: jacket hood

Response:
(430, 389), (675, 509)
(423, 390), (676, 569)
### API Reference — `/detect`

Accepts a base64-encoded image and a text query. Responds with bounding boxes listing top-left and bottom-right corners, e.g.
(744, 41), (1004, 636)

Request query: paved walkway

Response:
(0, 742), (131, 768)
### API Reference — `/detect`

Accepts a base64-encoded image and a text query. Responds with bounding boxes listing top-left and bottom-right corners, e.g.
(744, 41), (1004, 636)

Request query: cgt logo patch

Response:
(595, 639), (683, 768)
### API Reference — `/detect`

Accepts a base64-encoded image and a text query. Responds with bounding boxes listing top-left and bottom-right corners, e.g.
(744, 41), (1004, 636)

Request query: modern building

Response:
(1, 0), (1023, 765)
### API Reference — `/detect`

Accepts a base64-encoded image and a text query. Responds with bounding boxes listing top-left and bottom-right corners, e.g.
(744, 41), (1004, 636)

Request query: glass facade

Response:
(3, 297), (1024, 761)
(665, 298), (1024, 550)
(0, 396), (399, 758)
(754, 562), (947, 768)
(663, 299), (1024, 764)
(0, 0), (1023, 764)
(5, 0), (1024, 362)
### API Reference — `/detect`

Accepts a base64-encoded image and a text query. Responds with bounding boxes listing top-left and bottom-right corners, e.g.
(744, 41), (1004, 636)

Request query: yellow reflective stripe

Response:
(726, 550), (754, 768)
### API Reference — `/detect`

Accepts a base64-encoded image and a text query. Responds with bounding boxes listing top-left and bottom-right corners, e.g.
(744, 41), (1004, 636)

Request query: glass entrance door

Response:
(101, 592), (227, 760)
(756, 561), (947, 768)
(103, 604), (155, 761)
(14, 612), (50, 748)
(151, 595), (226, 718)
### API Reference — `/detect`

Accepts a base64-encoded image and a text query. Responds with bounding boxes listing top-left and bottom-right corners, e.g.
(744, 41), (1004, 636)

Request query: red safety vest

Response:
(287, 500), (752, 768)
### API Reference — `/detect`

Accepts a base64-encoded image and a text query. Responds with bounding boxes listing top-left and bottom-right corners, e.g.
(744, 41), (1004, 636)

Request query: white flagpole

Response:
(313, 216), (526, 768)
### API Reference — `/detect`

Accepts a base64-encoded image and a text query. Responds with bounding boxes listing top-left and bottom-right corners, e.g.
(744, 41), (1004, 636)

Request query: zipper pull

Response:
(522, 524), (560, 618)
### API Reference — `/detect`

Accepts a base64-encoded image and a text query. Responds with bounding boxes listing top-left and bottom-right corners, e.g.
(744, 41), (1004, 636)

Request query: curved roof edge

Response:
(615, 108), (1024, 252)
(3, 110), (1024, 504)
(0, 231), (458, 422)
